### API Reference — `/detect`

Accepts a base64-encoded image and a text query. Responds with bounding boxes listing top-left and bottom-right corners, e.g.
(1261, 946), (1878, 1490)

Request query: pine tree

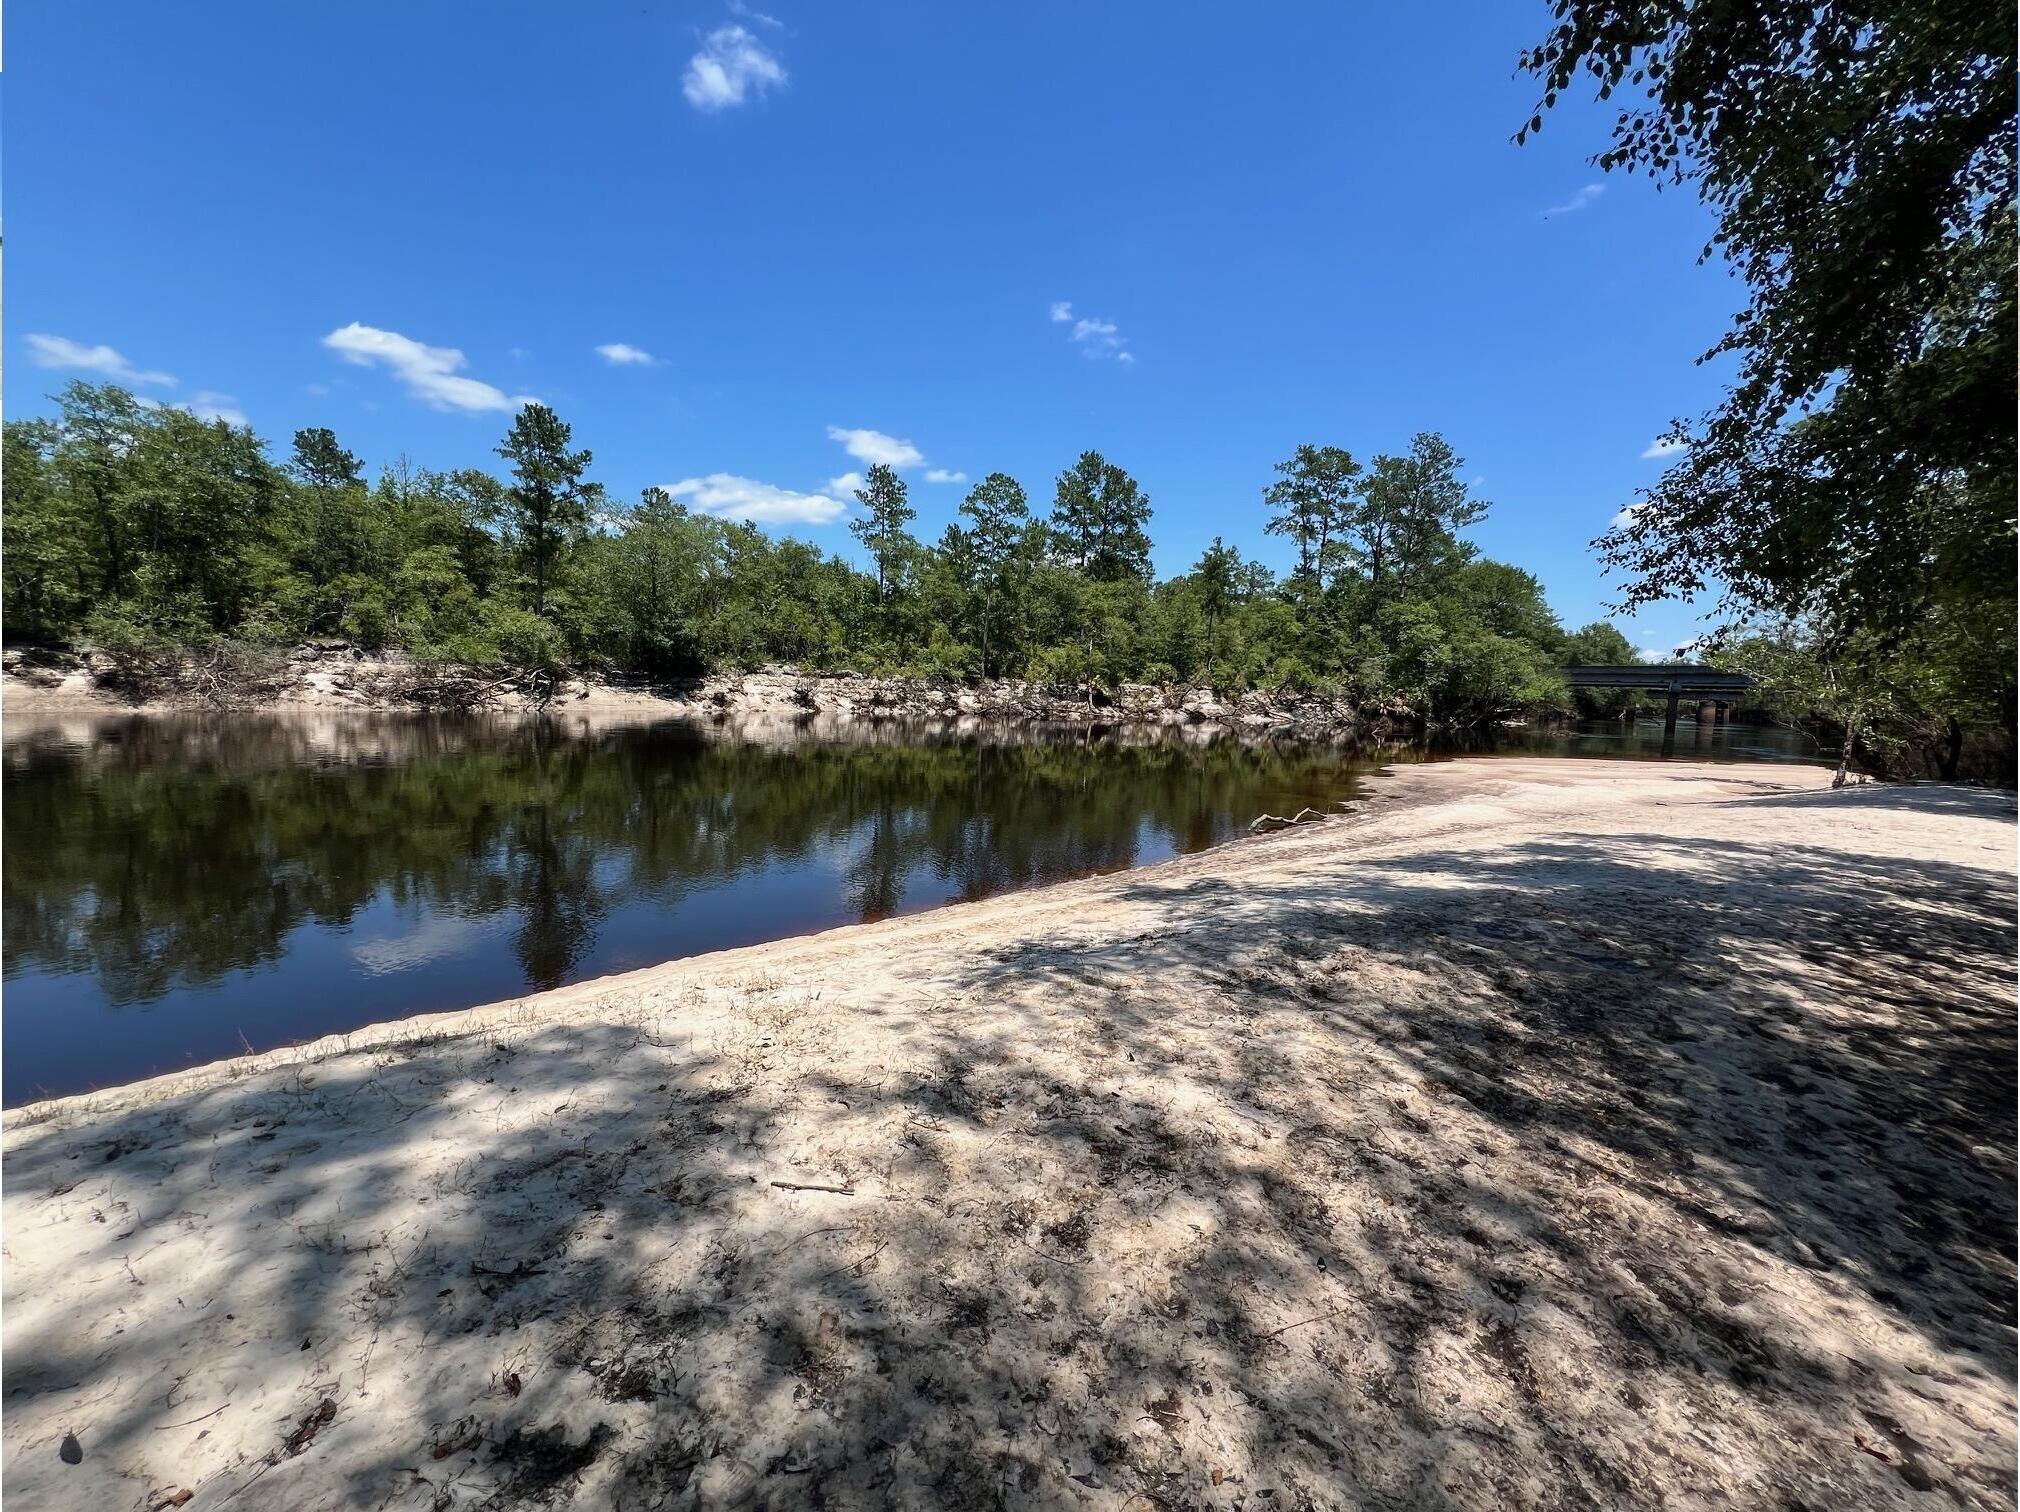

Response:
(496, 405), (599, 618)
(848, 463), (916, 601)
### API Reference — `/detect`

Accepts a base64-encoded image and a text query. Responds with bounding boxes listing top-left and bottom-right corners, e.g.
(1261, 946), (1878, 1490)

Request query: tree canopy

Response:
(1, 385), (1619, 727)
(1519, 0), (2015, 716)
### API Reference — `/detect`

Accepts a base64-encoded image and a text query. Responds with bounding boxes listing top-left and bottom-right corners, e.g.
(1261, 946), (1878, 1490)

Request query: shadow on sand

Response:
(3, 781), (2014, 1509)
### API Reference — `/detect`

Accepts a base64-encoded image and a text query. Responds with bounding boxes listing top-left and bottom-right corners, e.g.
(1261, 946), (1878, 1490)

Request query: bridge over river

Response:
(1565, 664), (1756, 758)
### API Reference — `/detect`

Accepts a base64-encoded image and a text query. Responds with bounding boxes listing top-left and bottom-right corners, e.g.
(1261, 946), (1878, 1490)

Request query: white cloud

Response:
(24, 334), (175, 387)
(1641, 436), (1685, 459)
(595, 342), (657, 366)
(829, 471), (864, 498)
(184, 392), (249, 427)
(826, 425), (924, 469)
(1637, 636), (1701, 664)
(1610, 502), (1644, 528)
(322, 322), (535, 414)
(1542, 183), (1605, 217)
(683, 25), (786, 111)
(665, 473), (848, 527)
(726, 0), (782, 26)
(1049, 302), (1132, 362)
(924, 468), (967, 485)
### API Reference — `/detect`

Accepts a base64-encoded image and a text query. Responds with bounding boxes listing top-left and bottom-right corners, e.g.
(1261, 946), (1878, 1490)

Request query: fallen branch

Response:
(1257, 1303), (1351, 1341)
(770, 1180), (856, 1195)
(152, 1404), (229, 1431)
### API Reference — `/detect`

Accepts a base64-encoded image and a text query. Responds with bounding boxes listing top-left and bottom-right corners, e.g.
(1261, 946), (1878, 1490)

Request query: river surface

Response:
(0, 711), (1818, 1103)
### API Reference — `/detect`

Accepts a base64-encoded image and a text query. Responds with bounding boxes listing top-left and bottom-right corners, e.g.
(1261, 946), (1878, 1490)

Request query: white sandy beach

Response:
(3, 759), (2014, 1510)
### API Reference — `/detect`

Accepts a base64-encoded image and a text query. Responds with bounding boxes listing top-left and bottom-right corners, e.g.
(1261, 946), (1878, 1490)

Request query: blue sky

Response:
(7, 1), (1740, 655)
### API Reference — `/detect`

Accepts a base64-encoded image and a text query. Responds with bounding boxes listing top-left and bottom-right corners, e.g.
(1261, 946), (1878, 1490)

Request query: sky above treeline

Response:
(7, 1), (1740, 657)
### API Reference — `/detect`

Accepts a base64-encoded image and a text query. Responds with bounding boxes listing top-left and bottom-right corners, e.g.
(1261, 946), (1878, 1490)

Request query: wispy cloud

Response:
(829, 471), (865, 498)
(1641, 436), (1685, 459)
(665, 472), (848, 527)
(322, 322), (534, 414)
(924, 468), (967, 485)
(1610, 502), (1644, 528)
(1048, 301), (1133, 363)
(683, 25), (786, 111)
(1541, 183), (1604, 217)
(726, 0), (782, 27)
(184, 392), (249, 427)
(595, 342), (657, 367)
(25, 334), (176, 387)
(826, 425), (924, 469)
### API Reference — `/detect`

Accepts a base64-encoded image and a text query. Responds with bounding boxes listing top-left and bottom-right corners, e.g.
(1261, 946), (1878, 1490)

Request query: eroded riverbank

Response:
(4, 760), (2012, 1509)
(3, 650), (1386, 737)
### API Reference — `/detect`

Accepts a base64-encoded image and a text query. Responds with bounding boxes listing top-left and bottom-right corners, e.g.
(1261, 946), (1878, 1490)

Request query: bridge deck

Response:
(1564, 664), (1753, 695)
(1563, 665), (1755, 757)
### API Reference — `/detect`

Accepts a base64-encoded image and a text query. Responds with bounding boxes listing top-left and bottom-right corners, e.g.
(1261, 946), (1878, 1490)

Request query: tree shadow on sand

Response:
(2, 782), (2013, 1509)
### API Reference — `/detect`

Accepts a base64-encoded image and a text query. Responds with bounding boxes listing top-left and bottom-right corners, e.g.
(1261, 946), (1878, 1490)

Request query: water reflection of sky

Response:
(350, 905), (511, 977)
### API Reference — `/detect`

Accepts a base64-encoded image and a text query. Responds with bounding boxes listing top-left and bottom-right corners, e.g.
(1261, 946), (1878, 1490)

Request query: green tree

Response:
(1357, 433), (1487, 606)
(290, 427), (362, 494)
(1, 419), (82, 639)
(1520, 0), (2015, 673)
(1561, 621), (1635, 666)
(958, 472), (1029, 677)
(496, 404), (599, 618)
(50, 382), (150, 604)
(286, 426), (376, 605)
(128, 407), (282, 634)
(1052, 451), (1152, 583)
(848, 463), (916, 603)
(1262, 444), (1359, 587)
(1192, 537), (1243, 682)
(609, 486), (713, 675)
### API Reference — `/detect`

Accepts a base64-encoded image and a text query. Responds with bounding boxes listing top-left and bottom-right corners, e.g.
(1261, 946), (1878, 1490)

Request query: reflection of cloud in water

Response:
(351, 912), (509, 977)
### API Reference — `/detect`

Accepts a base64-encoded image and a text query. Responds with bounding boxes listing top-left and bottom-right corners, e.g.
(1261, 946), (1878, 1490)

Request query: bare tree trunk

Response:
(1832, 717), (1858, 788)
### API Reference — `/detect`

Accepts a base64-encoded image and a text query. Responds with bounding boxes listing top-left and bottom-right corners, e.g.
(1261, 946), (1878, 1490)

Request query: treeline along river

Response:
(0, 711), (1816, 1103)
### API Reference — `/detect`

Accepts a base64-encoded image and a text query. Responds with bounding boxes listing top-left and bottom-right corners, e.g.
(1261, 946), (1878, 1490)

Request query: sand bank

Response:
(3, 760), (2013, 1509)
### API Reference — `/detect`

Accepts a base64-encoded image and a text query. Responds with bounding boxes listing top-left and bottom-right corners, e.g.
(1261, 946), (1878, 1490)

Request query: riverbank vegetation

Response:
(6, 385), (1619, 725)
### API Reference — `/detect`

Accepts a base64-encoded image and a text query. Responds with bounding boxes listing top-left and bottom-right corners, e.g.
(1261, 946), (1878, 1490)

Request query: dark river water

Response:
(0, 711), (1818, 1103)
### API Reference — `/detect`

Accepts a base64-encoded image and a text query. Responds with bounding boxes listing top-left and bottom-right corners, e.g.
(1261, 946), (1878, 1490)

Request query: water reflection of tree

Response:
(509, 801), (605, 991)
(2, 715), (1370, 1007)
